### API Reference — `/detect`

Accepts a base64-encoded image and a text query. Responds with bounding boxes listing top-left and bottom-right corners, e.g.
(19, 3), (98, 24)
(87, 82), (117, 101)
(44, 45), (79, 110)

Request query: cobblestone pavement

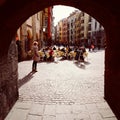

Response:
(5, 50), (117, 120)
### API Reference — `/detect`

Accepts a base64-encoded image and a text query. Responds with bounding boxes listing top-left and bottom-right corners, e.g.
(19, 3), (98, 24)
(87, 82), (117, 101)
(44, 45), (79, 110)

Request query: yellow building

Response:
(74, 11), (81, 46)
(80, 12), (89, 41)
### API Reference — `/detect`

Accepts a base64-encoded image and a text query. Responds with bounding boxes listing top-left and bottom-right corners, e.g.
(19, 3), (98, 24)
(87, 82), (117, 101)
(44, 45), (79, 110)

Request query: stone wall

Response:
(0, 40), (18, 120)
(104, 25), (120, 119)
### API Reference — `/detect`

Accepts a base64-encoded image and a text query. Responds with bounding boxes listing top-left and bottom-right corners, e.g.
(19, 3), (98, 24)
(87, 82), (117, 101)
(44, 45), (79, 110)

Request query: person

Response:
(91, 42), (95, 51)
(88, 38), (91, 51)
(48, 47), (54, 61)
(78, 46), (85, 62)
(97, 39), (101, 50)
(32, 41), (40, 72)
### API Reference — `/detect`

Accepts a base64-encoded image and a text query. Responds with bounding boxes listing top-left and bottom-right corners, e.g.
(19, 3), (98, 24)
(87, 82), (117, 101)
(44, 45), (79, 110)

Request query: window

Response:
(81, 19), (84, 23)
(89, 17), (91, 22)
(88, 24), (91, 31)
(81, 26), (84, 30)
(95, 21), (97, 29)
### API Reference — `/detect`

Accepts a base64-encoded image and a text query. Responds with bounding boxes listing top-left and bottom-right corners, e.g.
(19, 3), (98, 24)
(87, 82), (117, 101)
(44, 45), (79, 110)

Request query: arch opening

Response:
(16, 5), (109, 120)
(0, 0), (120, 119)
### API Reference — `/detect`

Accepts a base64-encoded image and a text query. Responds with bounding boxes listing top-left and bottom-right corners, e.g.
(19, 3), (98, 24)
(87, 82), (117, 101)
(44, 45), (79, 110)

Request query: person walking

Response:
(32, 41), (40, 72)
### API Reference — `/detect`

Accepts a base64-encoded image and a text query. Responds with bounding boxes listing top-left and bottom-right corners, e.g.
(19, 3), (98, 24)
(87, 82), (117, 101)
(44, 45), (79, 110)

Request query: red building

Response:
(62, 18), (68, 46)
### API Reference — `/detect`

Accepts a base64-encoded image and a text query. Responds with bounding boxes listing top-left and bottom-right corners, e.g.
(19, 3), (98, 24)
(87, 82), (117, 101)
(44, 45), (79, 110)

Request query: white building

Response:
(88, 16), (105, 48)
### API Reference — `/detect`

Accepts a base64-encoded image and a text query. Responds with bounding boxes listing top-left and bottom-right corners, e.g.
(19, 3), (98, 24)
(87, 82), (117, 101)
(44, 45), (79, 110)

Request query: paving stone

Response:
(43, 115), (56, 120)
(96, 102), (111, 109)
(5, 108), (29, 120)
(56, 114), (73, 120)
(90, 113), (103, 120)
(44, 105), (56, 115)
(83, 97), (95, 104)
(29, 104), (44, 116)
(86, 103), (99, 113)
(73, 112), (90, 120)
(27, 114), (42, 120)
(103, 117), (118, 120)
(93, 97), (105, 103)
(99, 108), (115, 118)
(72, 104), (87, 113)
(14, 101), (32, 109)
(56, 105), (72, 114)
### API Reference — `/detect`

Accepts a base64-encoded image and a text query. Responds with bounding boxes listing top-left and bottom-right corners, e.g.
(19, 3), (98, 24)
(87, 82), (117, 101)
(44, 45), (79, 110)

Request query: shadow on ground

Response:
(74, 61), (90, 69)
(18, 71), (35, 88)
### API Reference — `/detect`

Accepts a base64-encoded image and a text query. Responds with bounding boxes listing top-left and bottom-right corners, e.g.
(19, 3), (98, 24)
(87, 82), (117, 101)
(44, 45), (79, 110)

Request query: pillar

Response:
(0, 39), (18, 120)
(105, 19), (120, 119)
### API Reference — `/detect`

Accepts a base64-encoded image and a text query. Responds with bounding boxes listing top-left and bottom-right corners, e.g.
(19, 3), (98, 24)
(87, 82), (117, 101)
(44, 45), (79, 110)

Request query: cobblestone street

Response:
(5, 50), (117, 120)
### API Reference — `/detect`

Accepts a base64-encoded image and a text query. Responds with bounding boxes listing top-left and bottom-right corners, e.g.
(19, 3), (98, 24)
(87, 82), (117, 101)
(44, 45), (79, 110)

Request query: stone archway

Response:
(0, 0), (120, 119)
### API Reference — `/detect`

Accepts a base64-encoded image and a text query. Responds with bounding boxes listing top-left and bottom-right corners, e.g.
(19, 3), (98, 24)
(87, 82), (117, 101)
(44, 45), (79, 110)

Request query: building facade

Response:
(88, 16), (105, 48)
(58, 20), (63, 45)
(67, 11), (78, 46)
(80, 12), (90, 46)
(61, 18), (68, 46)
(16, 7), (53, 61)
(55, 10), (105, 48)
(74, 11), (81, 46)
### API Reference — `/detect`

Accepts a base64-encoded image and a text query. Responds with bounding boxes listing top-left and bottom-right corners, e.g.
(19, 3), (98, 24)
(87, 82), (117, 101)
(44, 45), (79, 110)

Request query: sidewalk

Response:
(5, 50), (117, 120)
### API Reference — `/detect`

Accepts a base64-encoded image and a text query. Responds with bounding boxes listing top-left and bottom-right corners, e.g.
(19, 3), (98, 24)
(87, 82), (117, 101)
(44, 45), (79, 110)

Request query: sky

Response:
(53, 5), (79, 26)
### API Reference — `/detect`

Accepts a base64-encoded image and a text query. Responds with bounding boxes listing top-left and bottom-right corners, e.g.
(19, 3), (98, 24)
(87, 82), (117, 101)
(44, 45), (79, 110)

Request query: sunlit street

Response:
(5, 50), (117, 120)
